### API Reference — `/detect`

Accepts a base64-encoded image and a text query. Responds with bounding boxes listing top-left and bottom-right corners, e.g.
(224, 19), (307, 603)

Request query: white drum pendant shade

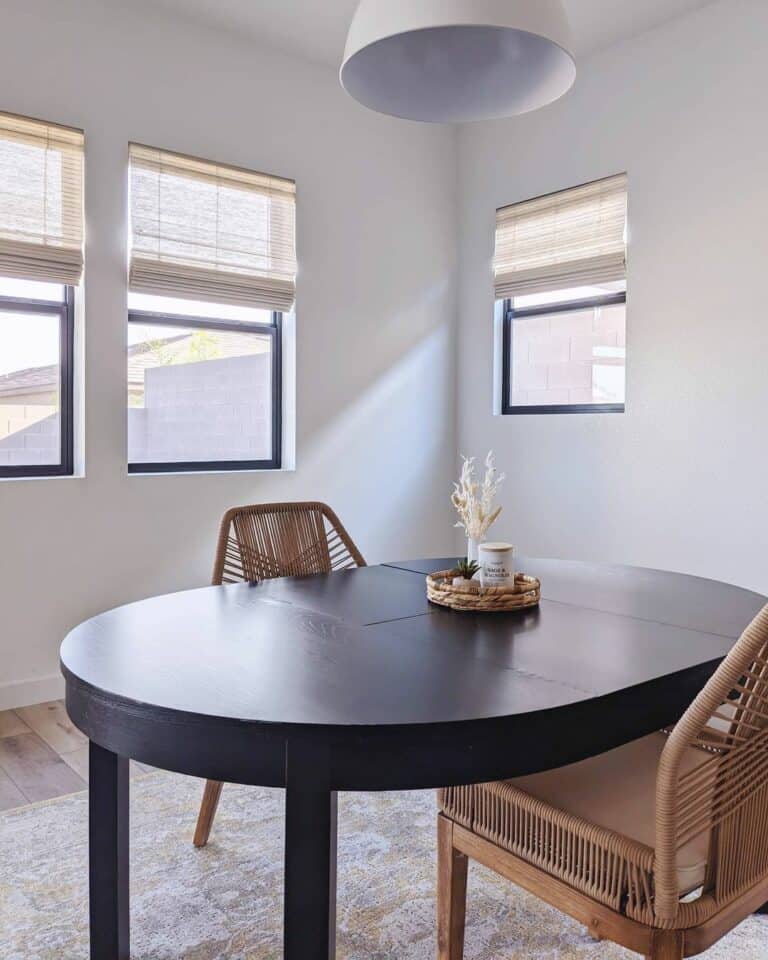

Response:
(341, 0), (576, 123)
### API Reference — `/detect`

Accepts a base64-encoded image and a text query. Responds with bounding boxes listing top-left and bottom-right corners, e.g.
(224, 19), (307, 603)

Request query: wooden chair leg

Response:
(193, 779), (224, 848)
(437, 815), (468, 960)
(645, 930), (684, 960)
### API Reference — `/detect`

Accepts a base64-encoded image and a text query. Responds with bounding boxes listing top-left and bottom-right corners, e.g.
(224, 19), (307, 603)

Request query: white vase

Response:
(467, 537), (481, 565)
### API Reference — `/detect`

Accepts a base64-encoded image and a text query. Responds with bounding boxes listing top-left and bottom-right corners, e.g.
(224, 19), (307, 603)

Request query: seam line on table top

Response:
(361, 609), (726, 697)
(539, 595), (748, 643)
(360, 611), (700, 698)
(380, 564), (753, 643)
(362, 612), (436, 627)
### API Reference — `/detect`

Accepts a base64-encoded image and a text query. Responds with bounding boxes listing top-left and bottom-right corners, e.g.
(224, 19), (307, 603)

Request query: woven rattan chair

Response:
(193, 501), (365, 848)
(438, 604), (768, 960)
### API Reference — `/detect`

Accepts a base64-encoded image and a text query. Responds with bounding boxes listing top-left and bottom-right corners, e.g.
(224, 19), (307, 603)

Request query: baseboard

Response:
(0, 673), (65, 711)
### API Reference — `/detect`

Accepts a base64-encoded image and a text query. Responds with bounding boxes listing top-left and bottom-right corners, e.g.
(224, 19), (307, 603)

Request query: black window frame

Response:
(127, 307), (282, 474)
(501, 290), (627, 416)
(0, 286), (75, 478)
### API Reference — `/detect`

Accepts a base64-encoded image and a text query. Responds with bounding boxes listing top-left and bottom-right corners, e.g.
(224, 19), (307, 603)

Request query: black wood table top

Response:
(62, 557), (767, 960)
(61, 557), (766, 791)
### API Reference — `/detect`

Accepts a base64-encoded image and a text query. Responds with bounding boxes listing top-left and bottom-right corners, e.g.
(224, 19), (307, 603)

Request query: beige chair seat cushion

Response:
(496, 732), (713, 895)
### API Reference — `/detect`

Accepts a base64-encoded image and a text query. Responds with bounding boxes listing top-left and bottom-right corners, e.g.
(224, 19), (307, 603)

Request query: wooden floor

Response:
(0, 700), (151, 812)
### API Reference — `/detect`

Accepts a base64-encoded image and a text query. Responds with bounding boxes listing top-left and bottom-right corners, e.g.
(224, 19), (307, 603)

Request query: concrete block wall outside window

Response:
(0, 405), (59, 466)
(509, 302), (626, 409)
(127, 353), (272, 465)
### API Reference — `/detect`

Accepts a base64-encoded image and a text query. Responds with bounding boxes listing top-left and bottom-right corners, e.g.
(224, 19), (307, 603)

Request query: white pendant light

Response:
(340, 0), (576, 123)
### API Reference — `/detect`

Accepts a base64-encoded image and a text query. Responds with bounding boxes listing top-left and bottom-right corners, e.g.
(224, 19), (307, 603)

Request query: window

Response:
(127, 295), (281, 471)
(127, 144), (295, 472)
(0, 113), (84, 476)
(502, 283), (626, 413)
(495, 175), (628, 415)
(0, 279), (74, 476)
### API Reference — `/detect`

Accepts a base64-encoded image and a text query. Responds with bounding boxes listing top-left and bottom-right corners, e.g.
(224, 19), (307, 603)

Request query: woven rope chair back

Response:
(212, 501), (366, 585)
(655, 604), (768, 922)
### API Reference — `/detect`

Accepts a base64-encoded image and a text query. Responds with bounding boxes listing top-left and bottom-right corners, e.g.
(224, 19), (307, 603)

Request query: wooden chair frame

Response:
(438, 605), (768, 959)
(193, 501), (365, 848)
(210, 500), (365, 586)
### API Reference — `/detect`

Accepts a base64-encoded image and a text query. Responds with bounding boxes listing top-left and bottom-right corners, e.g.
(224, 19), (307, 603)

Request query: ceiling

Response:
(134, 0), (715, 68)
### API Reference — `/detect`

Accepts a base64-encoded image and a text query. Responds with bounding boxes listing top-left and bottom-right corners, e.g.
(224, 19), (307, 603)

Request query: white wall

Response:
(0, 0), (458, 707)
(457, 0), (768, 594)
(3, 0), (767, 710)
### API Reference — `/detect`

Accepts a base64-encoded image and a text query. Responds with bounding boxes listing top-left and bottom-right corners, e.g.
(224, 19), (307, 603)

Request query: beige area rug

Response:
(1, 771), (767, 960)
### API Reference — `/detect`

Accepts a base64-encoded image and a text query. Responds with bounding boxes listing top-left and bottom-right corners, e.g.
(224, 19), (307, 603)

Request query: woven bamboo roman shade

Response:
(0, 112), (84, 285)
(494, 173), (627, 300)
(129, 144), (296, 312)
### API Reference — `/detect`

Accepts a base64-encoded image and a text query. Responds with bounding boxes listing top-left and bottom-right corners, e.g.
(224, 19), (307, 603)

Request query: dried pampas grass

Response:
(451, 451), (505, 543)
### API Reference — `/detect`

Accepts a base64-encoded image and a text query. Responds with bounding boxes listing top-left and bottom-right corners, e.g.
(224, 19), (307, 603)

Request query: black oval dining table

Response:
(60, 556), (767, 960)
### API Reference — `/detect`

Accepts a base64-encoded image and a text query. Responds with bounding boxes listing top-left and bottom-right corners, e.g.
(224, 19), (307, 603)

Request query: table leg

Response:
(284, 740), (337, 960)
(328, 790), (338, 958)
(89, 742), (130, 960)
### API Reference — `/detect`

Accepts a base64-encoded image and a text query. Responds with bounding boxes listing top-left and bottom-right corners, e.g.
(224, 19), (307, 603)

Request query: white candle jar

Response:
(479, 542), (515, 589)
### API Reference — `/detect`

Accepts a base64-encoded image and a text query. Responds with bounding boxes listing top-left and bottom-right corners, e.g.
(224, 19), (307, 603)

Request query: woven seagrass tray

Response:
(426, 569), (541, 613)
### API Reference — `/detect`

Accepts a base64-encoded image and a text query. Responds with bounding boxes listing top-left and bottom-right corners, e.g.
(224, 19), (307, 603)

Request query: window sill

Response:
(501, 404), (625, 416)
(0, 472), (82, 483)
(127, 465), (295, 477)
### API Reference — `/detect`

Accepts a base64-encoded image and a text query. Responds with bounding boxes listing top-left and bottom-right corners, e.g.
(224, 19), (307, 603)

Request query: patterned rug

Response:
(1, 771), (766, 959)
